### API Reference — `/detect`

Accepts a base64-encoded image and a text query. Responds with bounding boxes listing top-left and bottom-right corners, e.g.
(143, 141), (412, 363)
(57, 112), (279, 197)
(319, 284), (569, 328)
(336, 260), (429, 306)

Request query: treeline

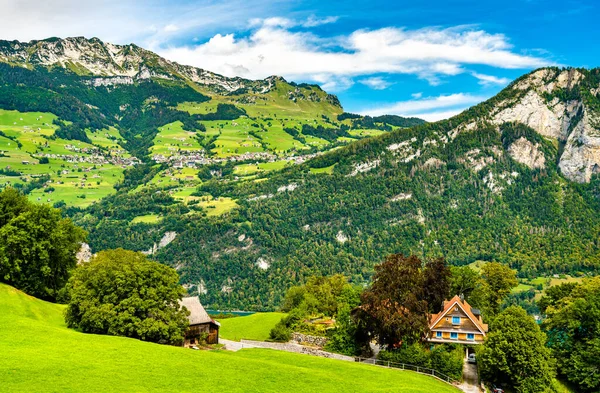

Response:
(337, 112), (425, 128)
(194, 103), (246, 121)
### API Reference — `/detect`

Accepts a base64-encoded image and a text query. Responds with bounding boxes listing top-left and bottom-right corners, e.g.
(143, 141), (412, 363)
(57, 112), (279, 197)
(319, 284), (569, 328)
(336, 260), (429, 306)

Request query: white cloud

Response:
(359, 77), (392, 90)
(360, 93), (485, 121)
(159, 23), (550, 89)
(302, 16), (339, 27)
(411, 92), (423, 99)
(164, 24), (179, 33)
(472, 72), (511, 86)
(0, 0), (282, 47)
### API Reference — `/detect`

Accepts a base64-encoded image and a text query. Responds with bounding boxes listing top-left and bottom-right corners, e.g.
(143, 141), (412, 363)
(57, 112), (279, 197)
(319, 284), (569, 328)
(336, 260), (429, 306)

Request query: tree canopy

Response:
(478, 306), (555, 393)
(544, 277), (600, 392)
(480, 262), (518, 316)
(355, 254), (450, 348)
(0, 188), (86, 300)
(65, 249), (189, 344)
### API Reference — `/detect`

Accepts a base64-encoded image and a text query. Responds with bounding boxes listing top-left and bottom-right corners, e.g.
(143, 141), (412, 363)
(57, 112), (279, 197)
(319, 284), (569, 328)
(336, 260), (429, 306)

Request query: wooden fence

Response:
(354, 357), (457, 385)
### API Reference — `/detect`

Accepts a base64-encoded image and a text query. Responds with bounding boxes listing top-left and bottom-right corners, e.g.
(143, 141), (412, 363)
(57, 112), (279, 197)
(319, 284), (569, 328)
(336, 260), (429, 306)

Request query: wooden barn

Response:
(179, 296), (220, 346)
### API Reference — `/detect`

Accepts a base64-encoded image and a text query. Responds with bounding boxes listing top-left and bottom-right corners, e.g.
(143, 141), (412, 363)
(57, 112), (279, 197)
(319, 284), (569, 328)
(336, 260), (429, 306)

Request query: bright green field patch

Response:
(131, 214), (162, 224)
(348, 129), (387, 137)
(218, 312), (287, 341)
(0, 284), (459, 393)
(310, 164), (336, 174)
(204, 119), (265, 157)
(151, 121), (203, 156)
(198, 196), (238, 216)
(234, 160), (291, 176)
(302, 134), (330, 147)
(86, 127), (126, 151)
(176, 101), (220, 115)
(511, 283), (534, 293)
(256, 125), (304, 153)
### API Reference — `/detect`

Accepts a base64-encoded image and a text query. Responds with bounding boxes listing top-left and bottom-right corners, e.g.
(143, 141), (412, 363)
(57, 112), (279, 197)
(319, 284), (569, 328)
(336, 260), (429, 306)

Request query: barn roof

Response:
(179, 296), (219, 326)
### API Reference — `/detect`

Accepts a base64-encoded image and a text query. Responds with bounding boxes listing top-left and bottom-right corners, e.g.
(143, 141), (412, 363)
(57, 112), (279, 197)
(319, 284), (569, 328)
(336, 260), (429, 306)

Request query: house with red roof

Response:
(427, 295), (488, 344)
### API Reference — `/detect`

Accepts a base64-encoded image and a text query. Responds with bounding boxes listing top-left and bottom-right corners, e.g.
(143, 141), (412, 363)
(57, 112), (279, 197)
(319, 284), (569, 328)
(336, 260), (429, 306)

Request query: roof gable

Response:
(179, 296), (215, 325)
(430, 296), (488, 335)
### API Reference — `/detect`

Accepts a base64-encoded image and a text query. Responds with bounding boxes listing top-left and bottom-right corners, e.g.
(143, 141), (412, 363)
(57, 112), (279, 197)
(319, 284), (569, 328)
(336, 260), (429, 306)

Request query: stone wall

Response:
(291, 332), (328, 348)
(240, 339), (353, 362)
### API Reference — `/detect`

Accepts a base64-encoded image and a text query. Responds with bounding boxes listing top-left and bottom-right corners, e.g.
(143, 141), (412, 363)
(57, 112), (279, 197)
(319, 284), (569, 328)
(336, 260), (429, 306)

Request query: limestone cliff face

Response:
(458, 68), (600, 182)
(507, 137), (546, 169)
(558, 109), (600, 182)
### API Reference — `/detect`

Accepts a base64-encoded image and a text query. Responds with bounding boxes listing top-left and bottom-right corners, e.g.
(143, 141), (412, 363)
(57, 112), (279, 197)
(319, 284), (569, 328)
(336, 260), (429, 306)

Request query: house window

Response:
(467, 333), (475, 341)
(451, 332), (458, 339)
(436, 331), (442, 338)
(452, 316), (461, 325)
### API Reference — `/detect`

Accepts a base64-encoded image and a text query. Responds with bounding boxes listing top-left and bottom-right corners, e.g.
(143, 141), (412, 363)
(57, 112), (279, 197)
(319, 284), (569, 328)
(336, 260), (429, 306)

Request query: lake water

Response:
(206, 309), (256, 317)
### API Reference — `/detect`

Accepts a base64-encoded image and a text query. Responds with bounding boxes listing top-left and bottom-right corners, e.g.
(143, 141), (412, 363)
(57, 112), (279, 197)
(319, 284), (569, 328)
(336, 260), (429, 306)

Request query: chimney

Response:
(459, 294), (464, 302)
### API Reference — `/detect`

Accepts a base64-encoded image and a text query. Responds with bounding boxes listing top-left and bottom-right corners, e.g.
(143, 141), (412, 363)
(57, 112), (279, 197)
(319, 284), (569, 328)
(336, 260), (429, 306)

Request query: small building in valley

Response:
(427, 295), (488, 345)
(179, 296), (220, 346)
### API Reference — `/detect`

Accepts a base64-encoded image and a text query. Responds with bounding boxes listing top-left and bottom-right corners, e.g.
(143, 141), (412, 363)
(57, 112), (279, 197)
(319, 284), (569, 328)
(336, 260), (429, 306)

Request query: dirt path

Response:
(458, 360), (481, 393)
(219, 338), (260, 352)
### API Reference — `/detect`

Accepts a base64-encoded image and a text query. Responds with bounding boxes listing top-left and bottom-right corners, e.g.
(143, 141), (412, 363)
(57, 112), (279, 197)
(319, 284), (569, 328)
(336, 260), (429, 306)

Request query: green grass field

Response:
(198, 196), (238, 216)
(176, 84), (347, 158)
(234, 160), (292, 176)
(0, 109), (127, 207)
(310, 163), (336, 174)
(218, 312), (287, 341)
(151, 121), (204, 156)
(0, 284), (459, 393)
(131, 214), (162, 224)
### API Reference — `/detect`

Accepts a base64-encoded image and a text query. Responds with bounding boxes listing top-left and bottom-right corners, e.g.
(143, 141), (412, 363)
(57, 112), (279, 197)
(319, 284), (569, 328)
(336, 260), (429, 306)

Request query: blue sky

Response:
(1, 0), (597, 120)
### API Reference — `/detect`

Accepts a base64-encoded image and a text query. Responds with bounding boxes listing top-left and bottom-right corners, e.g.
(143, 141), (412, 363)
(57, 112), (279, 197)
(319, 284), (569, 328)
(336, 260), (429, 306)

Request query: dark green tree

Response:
(423, 257), (451, 312)
(449, 265), (480, 301)
(478, 306), (555, 393)
(65, 249), (189, 344)
(480, 262), (518, 316)
(544, 277), (600, 392)
(0, 188), (86, 300)
(537, 282), (579, 314)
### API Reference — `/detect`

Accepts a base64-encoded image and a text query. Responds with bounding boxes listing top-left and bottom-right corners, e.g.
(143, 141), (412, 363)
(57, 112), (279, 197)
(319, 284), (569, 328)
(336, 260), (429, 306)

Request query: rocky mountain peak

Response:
(452, 67), (600, 182)
(0, 37), (340, 103)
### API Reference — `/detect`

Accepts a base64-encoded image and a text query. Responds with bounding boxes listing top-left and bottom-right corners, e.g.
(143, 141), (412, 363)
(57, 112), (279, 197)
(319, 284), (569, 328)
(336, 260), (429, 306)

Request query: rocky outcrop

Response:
(446, 68), (600, 183)
(76, 243), (92, 264)
(493, 91), (578, 140)
(142, 231), (177, 255)
(507, 137), (546, 169)
(558, 110), (600, 182)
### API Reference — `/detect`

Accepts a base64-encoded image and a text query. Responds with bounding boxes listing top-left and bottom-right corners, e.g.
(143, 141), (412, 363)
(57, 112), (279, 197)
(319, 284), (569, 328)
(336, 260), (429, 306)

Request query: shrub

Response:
(378, 343), (463, 380)
(269, 323), (291, 342)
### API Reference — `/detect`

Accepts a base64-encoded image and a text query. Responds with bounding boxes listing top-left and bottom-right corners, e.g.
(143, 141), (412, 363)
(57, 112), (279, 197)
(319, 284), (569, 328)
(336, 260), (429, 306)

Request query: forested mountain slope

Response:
(80, 67), (600, 310)
(0, 37), (419, 208)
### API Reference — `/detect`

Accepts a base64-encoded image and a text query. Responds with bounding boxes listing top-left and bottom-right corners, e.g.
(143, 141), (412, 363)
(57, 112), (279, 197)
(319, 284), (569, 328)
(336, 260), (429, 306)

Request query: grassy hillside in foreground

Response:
(0, 284), (459, 393)
(218, 312), (286, 341)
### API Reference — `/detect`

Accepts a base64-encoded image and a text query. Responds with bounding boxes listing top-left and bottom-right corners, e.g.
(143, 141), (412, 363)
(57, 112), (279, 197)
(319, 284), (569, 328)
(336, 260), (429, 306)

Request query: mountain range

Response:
(0, 37), (599, 310)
